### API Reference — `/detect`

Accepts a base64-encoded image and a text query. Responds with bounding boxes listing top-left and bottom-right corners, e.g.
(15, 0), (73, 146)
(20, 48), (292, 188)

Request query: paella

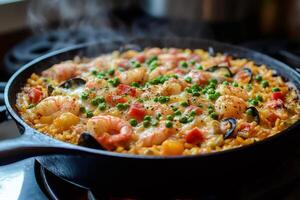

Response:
(16, 47), (300, 156)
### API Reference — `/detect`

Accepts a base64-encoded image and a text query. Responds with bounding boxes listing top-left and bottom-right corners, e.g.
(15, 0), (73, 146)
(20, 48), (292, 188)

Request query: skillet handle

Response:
(0, 133), (81, 166)
(0, 82), (6, 105)
(0, 107), (83, 165)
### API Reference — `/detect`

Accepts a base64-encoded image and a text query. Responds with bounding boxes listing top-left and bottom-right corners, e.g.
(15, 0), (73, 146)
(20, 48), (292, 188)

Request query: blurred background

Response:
(1, 0), (300, 80)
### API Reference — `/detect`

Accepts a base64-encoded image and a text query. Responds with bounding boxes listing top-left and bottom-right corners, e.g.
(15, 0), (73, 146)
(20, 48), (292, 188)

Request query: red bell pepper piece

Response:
(185, 128), (205, 144)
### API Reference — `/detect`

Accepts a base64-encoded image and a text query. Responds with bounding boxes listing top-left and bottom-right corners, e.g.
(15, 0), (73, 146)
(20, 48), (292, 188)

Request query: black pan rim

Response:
(4, 37), (300, 160)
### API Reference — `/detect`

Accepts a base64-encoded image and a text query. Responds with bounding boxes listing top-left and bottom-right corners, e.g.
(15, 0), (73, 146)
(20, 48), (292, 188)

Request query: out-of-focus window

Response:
(0, 0), (22, 5)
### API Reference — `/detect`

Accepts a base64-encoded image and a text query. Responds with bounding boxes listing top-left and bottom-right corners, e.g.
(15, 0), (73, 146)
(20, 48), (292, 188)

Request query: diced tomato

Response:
(238, 123), (251, 133)
(116, 60), (130, 69)
(134, 54), (145, 63)
(266, 99), (284, 109)
(267, 112), (278, 123)
(176, 54), (187, 62)
(105, 94), (127, 106)
(272, 92), (285, 101)
(117, 84), (136, 97)
(185, 128), (205, 144)
(172, 68), (186, 75)
(186, 106), (203, 115)
(28, 87), (42, 103)
(128, 102), (146, 121)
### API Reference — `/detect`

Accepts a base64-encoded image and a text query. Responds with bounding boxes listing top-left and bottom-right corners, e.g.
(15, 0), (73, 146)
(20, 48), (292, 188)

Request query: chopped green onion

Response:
(98, 102), (106, 110)
(166, 115), (174, 121)
(108, 77), (120, 87)
(246, 84), (252, 91)
(156, 113), (162, 120)
(131, 82), (139, 88)
(143, 120), (151, 128)
(179, 116), (188, 124)
(107, 68), (115, 75)
(144, 115), (152, 121)
(174, 110), (182, 115)
(223, 81), (229, 86)
(261, 80), (269, 88)
(185, 76), (192, 83)
(131, 61), (141, 68)
(179, 61), (188, 68)
(91, 97), (104, 106)
(190, 110), (196, 116)
(180, 101), (189, 107)
(86, 111), (94, 118)
(196, 64), (203, 70)
(255, 95), (263, 102)
(80, 106), (86, 113)
(116, 103), (129, 110)
(210, 112), (218, 119)
(272, 87), (280, 92)
(165, 120), (173, 128)
(81, 92), (89, 100)
(248, 99), (259, 106)
(151, 119), (159, 126)
(255, 75), (262, 82)
(232, 81), (239, 87)
(158, 96), (170, 104)
(129, 119), (138, 127)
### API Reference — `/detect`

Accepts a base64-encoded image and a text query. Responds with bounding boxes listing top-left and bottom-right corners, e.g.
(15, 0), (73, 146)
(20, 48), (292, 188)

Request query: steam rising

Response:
(26, 0), (212, 44)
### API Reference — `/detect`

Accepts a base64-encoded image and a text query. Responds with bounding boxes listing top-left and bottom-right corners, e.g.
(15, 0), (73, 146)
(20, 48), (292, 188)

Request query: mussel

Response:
(221, 118), (237, 139)
(208, 46), (215, 57)
(206, 66), (233, 77)
(234, 67), (252, 83)
(78, 132), (104, 150)
(119, 44), (142, 52)
(47, 84), (55, 96)
(246, 106), (260, 124)
(59, 77), (86, 89)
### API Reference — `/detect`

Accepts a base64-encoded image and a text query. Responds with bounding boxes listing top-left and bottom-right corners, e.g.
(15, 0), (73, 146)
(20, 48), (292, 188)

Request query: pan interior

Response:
(5, 38), (300, 155)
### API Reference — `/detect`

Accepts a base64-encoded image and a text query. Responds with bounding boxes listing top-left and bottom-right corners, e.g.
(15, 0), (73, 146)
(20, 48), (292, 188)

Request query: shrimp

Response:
(215, 95), (247, 119)
(146, 102), (173, 117)
(158, 54), (180, 67)
(117, 67), (147, 85)
(148, 66), (169, 80)
(160, 79), (184, 96)
(145, 48), (162, 57)
(87, 115), (133, 150)
(217, 85), (249, 100)
(42, 62), (78, 82)
(35, 95), (80, 117)
(138, 124), (175, 147)
(186, 70), (211, 86)
(85, 79), (107, 90)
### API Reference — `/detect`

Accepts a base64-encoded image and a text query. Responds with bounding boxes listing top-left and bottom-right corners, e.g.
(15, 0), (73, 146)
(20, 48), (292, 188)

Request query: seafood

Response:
(87, 115), (133, 150)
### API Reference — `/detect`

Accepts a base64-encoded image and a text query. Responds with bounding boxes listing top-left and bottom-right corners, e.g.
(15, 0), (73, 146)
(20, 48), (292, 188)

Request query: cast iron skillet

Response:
(0, 38), (300, 193)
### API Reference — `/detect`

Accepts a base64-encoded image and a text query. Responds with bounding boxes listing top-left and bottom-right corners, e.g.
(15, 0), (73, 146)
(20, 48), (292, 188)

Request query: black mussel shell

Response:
(59, 77), (86, 89)
(208, 46), (215, 57)
(78, 132), (104, 150)
(119, 44), (142, 52)
(206, 66), (233, 77)
(47, 84), (55, 96)
(221, 118), (237, 139)
(235, 67), (252, 83)
(246, 106), (260, 124)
